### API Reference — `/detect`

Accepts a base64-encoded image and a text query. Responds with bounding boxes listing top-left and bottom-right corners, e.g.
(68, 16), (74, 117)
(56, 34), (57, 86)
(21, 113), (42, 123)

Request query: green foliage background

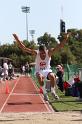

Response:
(0, 29), (82, 68)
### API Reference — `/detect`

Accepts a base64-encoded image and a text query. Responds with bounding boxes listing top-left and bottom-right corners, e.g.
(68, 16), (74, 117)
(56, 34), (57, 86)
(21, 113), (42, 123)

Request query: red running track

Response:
(0, 76), (54, 113)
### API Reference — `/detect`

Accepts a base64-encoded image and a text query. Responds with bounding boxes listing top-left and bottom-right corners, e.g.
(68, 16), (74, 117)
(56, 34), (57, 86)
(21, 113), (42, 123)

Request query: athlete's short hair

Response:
(39, 45), (46, 51)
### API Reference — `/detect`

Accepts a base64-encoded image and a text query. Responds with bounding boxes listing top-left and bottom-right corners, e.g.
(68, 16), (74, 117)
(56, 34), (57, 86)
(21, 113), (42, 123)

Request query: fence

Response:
(30, 64), (80, 82)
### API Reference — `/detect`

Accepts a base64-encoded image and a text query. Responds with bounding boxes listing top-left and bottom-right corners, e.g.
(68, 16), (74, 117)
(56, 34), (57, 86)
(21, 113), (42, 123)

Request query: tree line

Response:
(0, 28), (82, 68)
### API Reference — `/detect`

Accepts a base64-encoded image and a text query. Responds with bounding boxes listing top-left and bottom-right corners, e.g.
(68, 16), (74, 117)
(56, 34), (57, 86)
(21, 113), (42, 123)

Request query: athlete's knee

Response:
(48, 72), (56, 81)
(38, 77), (44, 86)
(36, 72), (42, 80)
(36, 73), (44, 85)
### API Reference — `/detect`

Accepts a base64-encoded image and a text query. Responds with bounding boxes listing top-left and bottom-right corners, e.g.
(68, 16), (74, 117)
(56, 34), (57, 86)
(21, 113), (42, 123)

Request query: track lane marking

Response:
(0, 77), (20, 113)
(30, 78), (54, 112)
(0, 76), (54, 113)
(11, 93), (39, 95)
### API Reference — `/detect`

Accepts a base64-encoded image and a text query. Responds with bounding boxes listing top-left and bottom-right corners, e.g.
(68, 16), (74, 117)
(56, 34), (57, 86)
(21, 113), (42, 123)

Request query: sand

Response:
(0, 111), (82, 124)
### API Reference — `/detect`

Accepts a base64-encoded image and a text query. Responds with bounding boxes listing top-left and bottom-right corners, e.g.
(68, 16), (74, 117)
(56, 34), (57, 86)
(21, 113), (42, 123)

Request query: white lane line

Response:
(12, 93), (39, 96)
(30, 77), (54, 112)
(0, 77), (20, 113)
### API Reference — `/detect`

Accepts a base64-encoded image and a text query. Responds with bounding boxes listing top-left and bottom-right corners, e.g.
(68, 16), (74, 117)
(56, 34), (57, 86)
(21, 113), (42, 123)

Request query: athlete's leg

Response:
(47, 72), (59, 99)
(36, 72), (44, 86)
(47, 72), (56, 87)
(36, 72), (49, 101)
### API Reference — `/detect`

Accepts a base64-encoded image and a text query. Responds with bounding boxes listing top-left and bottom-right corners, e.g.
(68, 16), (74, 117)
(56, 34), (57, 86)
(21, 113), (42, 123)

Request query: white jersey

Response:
(3, 62), (8, 75)
(3, 63), (8, 70)
(35, 50), (51, 73)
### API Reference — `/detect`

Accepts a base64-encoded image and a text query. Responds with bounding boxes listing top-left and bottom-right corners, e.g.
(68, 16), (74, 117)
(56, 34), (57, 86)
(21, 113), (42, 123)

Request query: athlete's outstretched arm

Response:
(49, 33), (70, 56)
(13, 34), (37, 55)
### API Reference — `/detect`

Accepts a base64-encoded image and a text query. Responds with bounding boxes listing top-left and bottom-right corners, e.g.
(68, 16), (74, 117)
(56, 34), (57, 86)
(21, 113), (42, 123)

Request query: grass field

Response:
(32, 73), (82, 112)
(48, 90), (82, 112)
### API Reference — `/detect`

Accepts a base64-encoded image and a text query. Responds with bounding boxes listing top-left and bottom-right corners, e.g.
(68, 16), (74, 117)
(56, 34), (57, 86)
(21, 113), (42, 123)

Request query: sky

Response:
(0, 0), (82, 44)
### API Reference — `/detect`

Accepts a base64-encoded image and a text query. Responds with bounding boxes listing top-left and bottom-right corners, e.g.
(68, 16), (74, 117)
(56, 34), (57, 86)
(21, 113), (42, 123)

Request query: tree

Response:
(37, 32), (57, 48)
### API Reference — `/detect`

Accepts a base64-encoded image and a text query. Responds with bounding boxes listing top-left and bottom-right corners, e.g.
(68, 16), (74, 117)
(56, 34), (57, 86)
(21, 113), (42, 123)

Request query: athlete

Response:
(13, 33), (69, 101)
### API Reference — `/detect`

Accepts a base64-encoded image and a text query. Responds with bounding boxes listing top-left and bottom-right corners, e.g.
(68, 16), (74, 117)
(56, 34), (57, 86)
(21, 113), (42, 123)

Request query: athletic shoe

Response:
(51, 92), (59, 100)
(43, 93), (49, 101)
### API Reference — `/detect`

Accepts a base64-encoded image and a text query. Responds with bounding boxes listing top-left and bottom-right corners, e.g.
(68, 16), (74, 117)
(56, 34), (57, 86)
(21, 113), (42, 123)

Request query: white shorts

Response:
(36, 69), (52, 78)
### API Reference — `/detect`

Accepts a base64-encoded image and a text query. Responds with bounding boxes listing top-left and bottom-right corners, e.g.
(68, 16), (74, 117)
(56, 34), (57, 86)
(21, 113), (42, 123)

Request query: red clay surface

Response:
(0, 76), (54, 113)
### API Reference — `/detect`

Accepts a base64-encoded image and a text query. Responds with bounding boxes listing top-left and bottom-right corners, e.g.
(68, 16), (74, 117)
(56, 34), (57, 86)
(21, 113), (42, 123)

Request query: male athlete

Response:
(13, 33), (69, 101)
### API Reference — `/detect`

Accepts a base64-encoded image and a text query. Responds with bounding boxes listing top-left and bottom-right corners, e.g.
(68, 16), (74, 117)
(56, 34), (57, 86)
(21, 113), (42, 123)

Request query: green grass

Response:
(31, 74), (82, 112)
(48, 90), (82, 112)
